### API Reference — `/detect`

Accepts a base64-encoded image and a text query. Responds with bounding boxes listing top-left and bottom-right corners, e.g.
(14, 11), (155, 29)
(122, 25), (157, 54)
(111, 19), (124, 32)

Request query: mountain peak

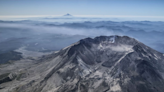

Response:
(63, 13), (72, 16)
(66, 35), (139, 60)
(71, 35), (138, 49)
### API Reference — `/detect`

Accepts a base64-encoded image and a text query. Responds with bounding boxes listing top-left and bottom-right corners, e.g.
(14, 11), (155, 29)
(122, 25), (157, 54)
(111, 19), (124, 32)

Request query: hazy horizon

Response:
(0, 0), (164, 21)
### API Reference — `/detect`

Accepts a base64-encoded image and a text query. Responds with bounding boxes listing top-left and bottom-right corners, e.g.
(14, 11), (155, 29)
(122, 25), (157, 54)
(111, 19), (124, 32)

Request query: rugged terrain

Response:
(0, 35), (164, 92)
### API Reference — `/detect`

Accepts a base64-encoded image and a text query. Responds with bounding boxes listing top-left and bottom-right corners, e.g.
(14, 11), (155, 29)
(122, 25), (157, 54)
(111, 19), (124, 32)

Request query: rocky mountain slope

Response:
(0, 35), (164, 92)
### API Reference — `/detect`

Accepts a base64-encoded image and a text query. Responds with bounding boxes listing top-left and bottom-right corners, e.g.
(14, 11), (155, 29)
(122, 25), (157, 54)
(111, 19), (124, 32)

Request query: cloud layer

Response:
(0, 19), (164, 54)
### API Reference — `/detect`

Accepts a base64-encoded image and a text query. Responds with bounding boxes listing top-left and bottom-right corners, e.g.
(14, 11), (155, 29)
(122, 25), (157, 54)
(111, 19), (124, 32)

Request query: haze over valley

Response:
(0, 15), (164, 64)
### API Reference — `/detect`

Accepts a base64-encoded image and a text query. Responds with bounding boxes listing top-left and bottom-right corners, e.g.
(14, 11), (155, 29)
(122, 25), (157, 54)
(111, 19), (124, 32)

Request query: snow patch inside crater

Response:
(109, 35), (115, 43)
(98, 44), (133, 52)
(110, 44), (133, 52)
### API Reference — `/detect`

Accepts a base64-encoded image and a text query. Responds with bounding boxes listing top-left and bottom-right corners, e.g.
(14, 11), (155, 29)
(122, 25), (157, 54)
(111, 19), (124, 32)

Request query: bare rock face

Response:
(1, 35), (164, 92)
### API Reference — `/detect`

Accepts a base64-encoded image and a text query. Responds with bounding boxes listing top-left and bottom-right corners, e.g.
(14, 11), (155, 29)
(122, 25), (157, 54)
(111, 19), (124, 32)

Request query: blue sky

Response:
(0, 0), (164, 17)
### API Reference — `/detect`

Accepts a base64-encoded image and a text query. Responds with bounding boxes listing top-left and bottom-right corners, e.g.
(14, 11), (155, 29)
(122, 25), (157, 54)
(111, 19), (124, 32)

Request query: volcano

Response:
(63, 13), (72, 17)
(0, 35), (164, 92)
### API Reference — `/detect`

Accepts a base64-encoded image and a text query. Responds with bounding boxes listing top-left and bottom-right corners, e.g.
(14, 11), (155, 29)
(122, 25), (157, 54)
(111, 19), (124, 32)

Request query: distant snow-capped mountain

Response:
(63, 13), (72, 17)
